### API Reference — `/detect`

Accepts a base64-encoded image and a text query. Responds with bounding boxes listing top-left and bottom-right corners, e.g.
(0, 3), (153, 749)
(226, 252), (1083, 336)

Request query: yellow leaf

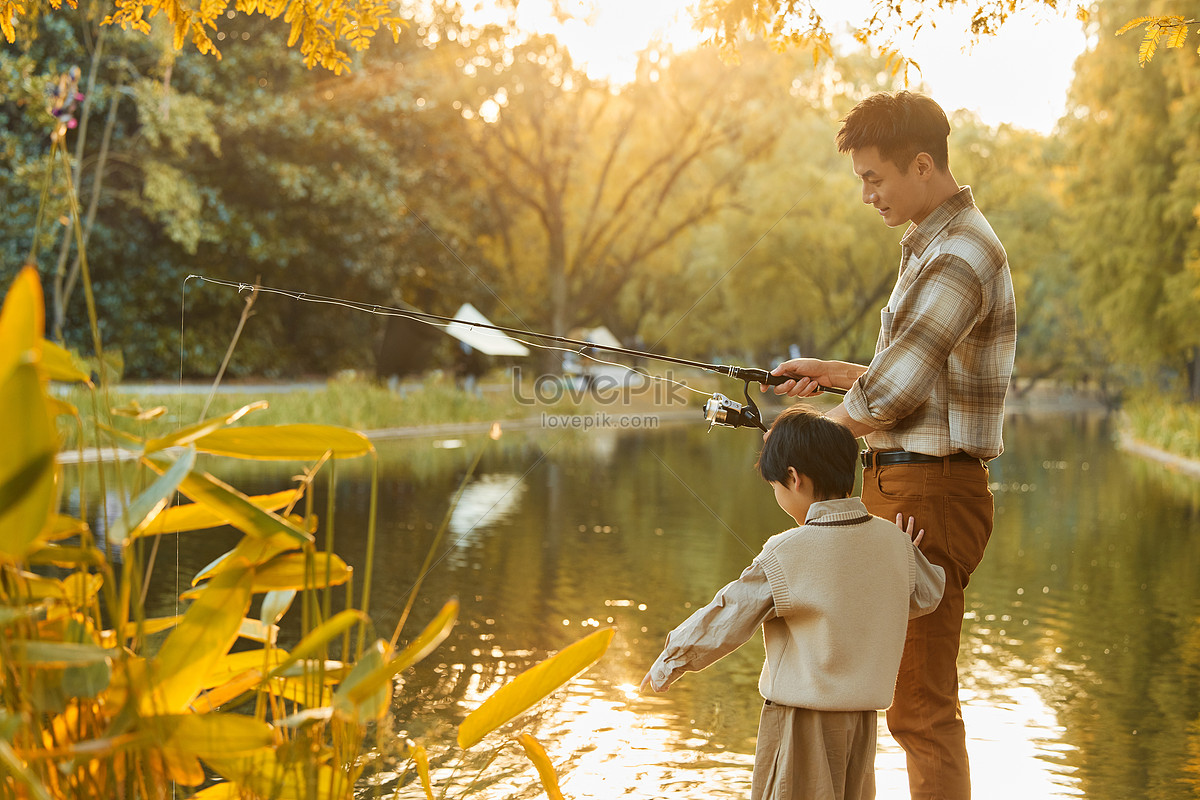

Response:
(136, 488), (302, 537)
(45, 515), (88, 542)
(146, 712), (276, 759)
(38, 339), (91, 384)
(60, 571), (103, 604)
(267, 609), (366, 679)
(516, 734), (564, 800)
(457, 627), (614, 749)
(108, 447), (197, 543)
(170, 468), (313, 545)
(184, 551), (350, 594)
(332, 640), (389, 723)
(6, 569), (63, 601)
(116, 615), (182, 638)
(160, 748), (206, 786)
(143, 563), (254, 713)
(248, 552), (352, 592)
(194, 424), (374, 460)
(411, 743), (434, 800)
(143, 400), (268, 454)
(1117, 15), (1157, 35)
(0, 274), (56, 565)
(0, 266), (41, 388)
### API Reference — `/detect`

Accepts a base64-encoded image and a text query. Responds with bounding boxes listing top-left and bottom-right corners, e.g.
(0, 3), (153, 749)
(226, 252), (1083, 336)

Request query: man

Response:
(767, 91), (1016, 800)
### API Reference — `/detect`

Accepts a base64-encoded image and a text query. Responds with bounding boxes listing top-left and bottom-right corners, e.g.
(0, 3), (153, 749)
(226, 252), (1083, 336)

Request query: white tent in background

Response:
(445, 303), (531, 357)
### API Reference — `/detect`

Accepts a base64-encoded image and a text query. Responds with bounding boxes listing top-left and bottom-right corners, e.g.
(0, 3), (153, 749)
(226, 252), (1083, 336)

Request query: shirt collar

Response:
(804, 497), (870, 525)
(900, 185), (975, 258)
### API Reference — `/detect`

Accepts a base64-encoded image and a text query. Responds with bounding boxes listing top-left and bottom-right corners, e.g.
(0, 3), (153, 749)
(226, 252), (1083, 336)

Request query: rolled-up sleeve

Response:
(645, 561), (776, 692)
(844, 256), (983, 431)
(909, 545), (946, 619)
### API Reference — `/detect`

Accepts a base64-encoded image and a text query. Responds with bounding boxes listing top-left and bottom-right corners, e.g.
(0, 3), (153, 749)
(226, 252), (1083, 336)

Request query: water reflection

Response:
(69, 412), (1200, 799)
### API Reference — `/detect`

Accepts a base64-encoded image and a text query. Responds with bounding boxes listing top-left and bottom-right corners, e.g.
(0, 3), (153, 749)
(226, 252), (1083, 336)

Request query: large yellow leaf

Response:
(0, 364), (57, 564)
(0, 266), (41, 388)
(137, 488), (302, 537)
(143, 563), (254, 714)
(194, 424), (374, 460)
(457, 627), (614, 749)
(143, 401), (268, 454)
(516, 734), (565, 800)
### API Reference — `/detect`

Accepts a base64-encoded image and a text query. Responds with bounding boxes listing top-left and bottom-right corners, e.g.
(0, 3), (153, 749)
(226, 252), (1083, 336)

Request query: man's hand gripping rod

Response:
(703, 368), (848, 433)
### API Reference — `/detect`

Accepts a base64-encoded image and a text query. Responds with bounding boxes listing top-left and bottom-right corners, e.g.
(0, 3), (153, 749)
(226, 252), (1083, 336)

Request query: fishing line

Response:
(180, 274), (812, 400)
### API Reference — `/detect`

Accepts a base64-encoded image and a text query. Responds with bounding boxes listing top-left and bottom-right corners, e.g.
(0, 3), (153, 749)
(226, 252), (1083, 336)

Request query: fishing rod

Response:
(186, 275), (847, 433)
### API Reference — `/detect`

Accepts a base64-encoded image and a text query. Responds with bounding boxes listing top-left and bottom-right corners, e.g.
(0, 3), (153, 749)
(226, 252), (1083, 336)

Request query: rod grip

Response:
(760, 371), (848, 396)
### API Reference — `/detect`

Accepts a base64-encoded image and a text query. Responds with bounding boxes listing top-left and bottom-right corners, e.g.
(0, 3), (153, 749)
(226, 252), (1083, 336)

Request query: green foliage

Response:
(1062, 0), (1200, 399)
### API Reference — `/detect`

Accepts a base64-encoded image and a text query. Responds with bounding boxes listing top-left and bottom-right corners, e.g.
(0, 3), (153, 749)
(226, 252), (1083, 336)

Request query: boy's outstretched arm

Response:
(640, 561), (776, 694)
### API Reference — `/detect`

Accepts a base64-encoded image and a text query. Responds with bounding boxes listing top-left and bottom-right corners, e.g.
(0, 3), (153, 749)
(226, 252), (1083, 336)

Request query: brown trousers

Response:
(751, 703), (878, 800)
(861, 457), (993, 800)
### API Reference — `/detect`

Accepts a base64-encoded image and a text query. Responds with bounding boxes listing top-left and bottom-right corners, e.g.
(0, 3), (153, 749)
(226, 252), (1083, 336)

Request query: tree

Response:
(440, 31), (779, 349)
(1062, 0), (1200, 398)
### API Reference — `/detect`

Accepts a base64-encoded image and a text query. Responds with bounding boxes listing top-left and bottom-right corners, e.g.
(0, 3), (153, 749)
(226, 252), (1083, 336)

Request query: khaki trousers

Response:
(861, 457), (993, 800)
(751, 703), (877, 800)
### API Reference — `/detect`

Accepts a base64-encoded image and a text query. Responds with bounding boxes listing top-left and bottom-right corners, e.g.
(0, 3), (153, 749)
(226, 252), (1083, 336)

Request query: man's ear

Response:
(914, 152), (935, 179)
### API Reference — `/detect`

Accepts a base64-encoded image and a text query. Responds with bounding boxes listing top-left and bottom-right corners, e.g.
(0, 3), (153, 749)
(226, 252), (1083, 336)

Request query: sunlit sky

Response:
(502, 0), (1092, 134)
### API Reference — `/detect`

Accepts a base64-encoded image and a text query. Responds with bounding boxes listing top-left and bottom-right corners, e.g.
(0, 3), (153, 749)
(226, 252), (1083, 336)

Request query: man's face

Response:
(850, 146), (929, 228)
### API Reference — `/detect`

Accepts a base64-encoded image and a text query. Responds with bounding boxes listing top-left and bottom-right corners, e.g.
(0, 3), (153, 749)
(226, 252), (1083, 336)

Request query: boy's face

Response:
(771, 468), (817, 526)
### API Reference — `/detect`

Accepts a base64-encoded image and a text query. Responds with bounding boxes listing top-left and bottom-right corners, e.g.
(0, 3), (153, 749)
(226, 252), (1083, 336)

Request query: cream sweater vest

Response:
(755, 498), (919, 711)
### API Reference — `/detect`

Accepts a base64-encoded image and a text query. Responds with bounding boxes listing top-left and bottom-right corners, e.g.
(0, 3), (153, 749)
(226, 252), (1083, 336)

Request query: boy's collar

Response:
(804, 497), (870, 525)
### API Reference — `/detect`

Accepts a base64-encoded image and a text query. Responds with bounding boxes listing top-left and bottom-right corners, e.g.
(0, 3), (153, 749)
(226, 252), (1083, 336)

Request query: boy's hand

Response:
(640, 670), (664, 694)
(896, 513), (925, 547)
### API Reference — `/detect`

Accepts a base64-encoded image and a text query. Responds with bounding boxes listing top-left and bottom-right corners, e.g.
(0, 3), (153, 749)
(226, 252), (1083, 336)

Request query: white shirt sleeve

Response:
(909, 544), (946, 619)
(644, 560), (776, 692)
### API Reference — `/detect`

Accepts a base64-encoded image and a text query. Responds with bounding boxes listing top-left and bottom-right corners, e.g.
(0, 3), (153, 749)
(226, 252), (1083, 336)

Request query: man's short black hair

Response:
(756, 404), (858, 500)
(835, 90), (951, 172)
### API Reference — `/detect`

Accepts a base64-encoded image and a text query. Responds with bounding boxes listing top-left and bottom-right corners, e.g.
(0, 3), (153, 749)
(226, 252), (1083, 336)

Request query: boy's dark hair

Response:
(756, 404), (858, 500)
(835, 91), (951, 173)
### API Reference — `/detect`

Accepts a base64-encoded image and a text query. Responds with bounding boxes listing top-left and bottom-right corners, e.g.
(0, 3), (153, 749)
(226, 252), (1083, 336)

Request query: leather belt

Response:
(860, 449), (980, 468)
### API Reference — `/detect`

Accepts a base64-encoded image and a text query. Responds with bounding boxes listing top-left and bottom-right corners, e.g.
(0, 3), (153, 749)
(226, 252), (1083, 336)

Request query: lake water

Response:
(80, 409), (1200, 799)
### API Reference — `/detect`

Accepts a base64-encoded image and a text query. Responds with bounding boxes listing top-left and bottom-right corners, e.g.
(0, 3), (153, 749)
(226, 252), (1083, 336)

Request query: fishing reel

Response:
(703, 383), (767, 433)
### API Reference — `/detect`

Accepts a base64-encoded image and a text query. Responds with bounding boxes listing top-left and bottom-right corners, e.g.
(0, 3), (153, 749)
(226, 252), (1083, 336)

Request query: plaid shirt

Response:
(843, 186), (1016, 459)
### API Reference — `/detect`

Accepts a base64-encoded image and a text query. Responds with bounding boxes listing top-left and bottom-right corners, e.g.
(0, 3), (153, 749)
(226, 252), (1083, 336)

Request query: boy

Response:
(641, 404), (945, 800)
